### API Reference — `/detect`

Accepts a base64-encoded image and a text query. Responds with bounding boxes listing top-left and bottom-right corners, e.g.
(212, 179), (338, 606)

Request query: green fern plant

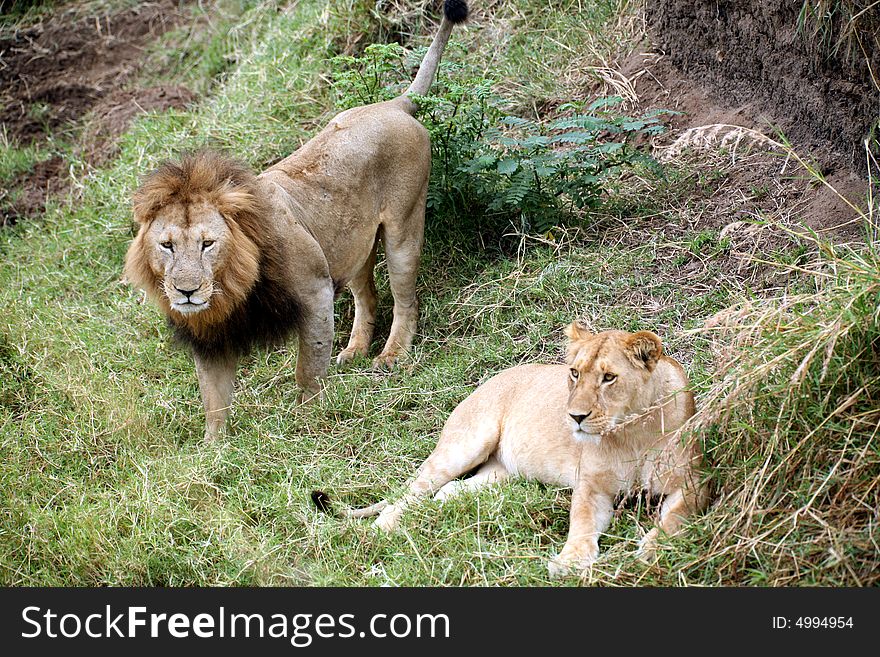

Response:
(329, 45), (670, 236)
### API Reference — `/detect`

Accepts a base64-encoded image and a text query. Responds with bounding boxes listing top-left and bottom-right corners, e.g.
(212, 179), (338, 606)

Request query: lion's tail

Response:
(401, 0), (469, 104)
(311, 490), (389, 519)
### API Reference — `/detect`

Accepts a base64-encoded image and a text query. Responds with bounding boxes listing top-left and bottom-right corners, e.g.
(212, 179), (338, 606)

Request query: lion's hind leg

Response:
(337, 237), (379, 366)
(373, 190), (426, 369)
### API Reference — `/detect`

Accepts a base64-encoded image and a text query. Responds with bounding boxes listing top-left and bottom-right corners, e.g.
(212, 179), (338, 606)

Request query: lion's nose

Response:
(175, 286), (199, 299)
(569, 411), (592, 424)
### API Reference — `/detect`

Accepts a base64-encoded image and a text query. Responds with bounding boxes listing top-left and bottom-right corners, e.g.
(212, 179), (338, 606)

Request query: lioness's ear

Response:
(626, 331), (663, 370)
(564, 321), (592, 343)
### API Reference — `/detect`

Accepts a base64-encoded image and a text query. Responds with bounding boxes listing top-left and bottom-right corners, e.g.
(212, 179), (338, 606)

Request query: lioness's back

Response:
(451, 364), (568, 417)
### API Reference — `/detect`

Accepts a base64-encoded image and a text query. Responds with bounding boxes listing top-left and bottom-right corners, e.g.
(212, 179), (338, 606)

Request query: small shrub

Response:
(330, 44), (670, 236)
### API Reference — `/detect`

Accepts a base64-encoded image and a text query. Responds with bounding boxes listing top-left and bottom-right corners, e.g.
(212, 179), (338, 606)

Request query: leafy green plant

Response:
(331, 42), (411, 108)
(331, 45), (670, 235)
(453, 98), (669, 234)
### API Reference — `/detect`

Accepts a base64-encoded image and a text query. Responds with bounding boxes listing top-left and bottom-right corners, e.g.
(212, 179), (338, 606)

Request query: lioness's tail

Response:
(402, 0), (469, 102)
(311, 490), (389, 519)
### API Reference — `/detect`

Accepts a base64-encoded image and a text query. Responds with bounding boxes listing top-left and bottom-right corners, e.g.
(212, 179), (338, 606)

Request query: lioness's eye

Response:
(202, 240), (215, 250)
(570, 368), (579, 380)
(603, 372), (617, 383)
(160, 241), (173, 251)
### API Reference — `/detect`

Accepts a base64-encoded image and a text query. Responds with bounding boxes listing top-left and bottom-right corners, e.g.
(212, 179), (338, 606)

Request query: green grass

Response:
(0, 0), (876, 586)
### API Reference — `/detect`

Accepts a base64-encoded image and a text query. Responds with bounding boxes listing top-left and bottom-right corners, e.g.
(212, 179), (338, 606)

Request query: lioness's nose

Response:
(569, 411), (591, 424)
(175, 286), (199, 298)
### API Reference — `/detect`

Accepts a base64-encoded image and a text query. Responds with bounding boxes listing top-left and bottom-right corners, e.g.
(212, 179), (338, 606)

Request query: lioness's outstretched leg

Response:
(195, 352), (238, 443)
(548, 482), (614, 577)
(374, 415), (501, 531)
(433, 456), (510, 502)
(374, 188), (426, 368)
(337, 238), (378, 365)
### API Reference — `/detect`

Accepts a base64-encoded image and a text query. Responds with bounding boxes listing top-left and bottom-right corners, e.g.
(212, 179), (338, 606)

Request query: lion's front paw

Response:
(547, 547), (598, 578)
(297, 387), (323, 405)
(203, 425), (222, 444)
(372, 351), (400, 370)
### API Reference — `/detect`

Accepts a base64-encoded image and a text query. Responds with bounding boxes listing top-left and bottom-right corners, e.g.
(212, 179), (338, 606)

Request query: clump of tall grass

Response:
(797, 0), (880, 78)
(683, 142), (879, 585)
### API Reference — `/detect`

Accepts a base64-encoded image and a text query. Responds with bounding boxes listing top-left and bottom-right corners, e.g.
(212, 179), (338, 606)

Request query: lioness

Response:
(123, 2), (469, 442)
(315, 324), (709, 576)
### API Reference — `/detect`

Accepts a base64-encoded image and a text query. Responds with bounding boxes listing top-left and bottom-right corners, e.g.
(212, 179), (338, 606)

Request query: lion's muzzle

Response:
(168, 283), (211, 314)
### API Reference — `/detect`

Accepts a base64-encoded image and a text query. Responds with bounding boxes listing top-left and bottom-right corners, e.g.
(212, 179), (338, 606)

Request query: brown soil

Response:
(0, 155), (65, 226)
(645, 0), (879, 175)
(619, 50), (871, 242)
(0, 0), (197, 225)
(0, 0), (190, 143)
(79, 84), (197, 167)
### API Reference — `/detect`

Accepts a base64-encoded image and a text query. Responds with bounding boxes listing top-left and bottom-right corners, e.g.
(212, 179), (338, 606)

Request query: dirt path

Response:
(0, 0), (198, 225)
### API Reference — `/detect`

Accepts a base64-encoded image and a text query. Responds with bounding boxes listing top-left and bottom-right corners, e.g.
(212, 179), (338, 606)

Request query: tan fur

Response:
(123, 11), (467, 442)
(353, 324), (709, 576)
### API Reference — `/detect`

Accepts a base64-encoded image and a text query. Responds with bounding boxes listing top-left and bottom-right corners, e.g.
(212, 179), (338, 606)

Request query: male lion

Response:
(123, 1), (469, 442)
(314, 323), (710, 576)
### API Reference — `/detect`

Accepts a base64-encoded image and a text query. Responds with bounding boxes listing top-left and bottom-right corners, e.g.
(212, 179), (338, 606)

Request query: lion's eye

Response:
(202, 240), (215, 250)
(570, 368), (579, 380)
(160, 241), (173, 251)
(603, 372), (617, 383)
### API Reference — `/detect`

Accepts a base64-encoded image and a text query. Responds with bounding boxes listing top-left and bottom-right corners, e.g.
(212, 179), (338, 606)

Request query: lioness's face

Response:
(564, 324), (663, 445)
(144, 203), (231, 315)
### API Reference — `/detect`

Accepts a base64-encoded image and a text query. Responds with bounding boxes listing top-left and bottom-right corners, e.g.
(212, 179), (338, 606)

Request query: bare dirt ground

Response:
(615, 48), (870, 244)
(627, 0), (875, 246)
(0, 0), (197, 224)
(646, 0), (878, 177)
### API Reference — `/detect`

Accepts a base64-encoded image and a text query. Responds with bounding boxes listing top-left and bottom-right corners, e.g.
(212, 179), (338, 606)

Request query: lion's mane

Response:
(124, 150), (302, 361)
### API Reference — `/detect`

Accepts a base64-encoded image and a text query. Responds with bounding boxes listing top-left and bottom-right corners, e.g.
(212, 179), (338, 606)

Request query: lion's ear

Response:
(132, 188), (159, 225)
(564, 320), (592, 343)
(213, 185), (262, 222)
(626, 331), (663, 370)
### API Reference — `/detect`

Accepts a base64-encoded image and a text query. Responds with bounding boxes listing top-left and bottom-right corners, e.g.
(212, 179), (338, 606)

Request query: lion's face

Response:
(124, 152), (266, 333)
(563, 324), (663, 445)
(143, 202), (231, 315)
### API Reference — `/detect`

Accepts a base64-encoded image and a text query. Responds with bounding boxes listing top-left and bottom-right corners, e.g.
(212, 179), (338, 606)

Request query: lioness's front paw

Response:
(547, 548), (597, 578)
(637, 528), (660, 563)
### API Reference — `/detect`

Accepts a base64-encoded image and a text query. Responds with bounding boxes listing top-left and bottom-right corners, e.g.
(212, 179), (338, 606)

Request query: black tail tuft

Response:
(443, 0), (469, 24)
(311, 490), (334, 514)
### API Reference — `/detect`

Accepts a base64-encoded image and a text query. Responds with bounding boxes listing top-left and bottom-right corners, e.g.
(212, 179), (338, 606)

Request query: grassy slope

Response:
(0, 0), (875, 586)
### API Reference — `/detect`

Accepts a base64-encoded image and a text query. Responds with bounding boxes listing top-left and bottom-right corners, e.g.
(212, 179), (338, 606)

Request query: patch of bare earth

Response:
(0, 0), (199, 225)
(565, 43), (871, 304)
(622, 50), (868, 234)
